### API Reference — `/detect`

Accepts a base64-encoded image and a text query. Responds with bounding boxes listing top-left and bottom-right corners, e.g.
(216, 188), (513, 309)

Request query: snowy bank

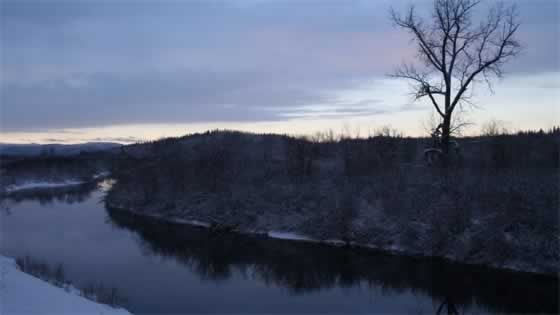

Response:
(2, 172), (110, 194)
(0, 255), (131, 315)
(106, 204), (559, 277)
(3, 180), (86, 193)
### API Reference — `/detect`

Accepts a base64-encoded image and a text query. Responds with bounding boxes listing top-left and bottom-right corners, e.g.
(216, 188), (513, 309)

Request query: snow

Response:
(3, 180), (85, 193)
(92, 171), (111, 179)
(166, 217), (211, 228)
(0, 255), (131, 315)
(112, 208), (212, 228)
(267, 231), (317, 242)
(2, 171), (111, 194)
(183, 219), (211, 228)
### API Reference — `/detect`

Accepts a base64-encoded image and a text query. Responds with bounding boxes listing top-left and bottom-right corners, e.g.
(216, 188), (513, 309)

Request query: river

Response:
(1, 181), (557, 314)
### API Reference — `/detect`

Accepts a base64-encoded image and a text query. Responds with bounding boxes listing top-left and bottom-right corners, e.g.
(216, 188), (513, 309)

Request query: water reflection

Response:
(107, 207), (559, 314)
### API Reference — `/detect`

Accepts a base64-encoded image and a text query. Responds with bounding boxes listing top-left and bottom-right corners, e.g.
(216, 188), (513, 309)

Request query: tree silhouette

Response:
(390, 0), (522, 159)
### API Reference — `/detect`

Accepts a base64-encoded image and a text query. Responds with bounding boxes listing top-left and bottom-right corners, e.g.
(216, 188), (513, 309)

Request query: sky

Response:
(1, 0), (559, 144)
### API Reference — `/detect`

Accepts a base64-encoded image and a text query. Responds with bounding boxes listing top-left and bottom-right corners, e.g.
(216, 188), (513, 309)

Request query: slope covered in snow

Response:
(0, 255), (131, 315)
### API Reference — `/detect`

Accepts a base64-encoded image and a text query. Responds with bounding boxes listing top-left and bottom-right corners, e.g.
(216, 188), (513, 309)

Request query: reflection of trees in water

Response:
(436, 297), (459, 315)
(106, 208), (559, 314)
(1, 182), (98, 206)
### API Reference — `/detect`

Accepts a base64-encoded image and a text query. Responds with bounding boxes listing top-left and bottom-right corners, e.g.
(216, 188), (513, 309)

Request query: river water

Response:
(1, 182), (557, 314)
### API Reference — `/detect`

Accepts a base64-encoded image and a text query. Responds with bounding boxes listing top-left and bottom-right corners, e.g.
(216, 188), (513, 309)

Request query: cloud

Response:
(90, 136), (144, 144)
(1, 0), (558, 132)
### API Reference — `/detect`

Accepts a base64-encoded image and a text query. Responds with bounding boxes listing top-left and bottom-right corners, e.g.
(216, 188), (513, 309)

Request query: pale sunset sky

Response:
(1, 0), (558, 144)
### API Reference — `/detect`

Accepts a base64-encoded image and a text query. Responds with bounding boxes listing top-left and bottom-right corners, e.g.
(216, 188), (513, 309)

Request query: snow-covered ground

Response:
(2, 172), (111, 194)
(0, 255), (131, 315)
(3, 180), (86, 193)
(267, 231), (317, 242)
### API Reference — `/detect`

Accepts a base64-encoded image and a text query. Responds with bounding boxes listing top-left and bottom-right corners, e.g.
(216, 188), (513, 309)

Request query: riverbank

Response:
(0, 255), (131, 315)
(2, 180), (86, 193)
(1, 172), (110, 194)
(105, 131), (559, 277)
(105, 203), (559, 277)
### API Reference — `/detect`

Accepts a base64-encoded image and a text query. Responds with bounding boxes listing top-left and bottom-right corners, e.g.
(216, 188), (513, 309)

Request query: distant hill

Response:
(0, 142), (122, 157)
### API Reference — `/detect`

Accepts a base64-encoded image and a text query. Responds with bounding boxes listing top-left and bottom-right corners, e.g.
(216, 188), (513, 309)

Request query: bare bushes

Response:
(295, 180), (359, 242)
(208, 190), (255, 230)
(193, 140), (232, 193)
(285, 137), (318, 178)
(329, 183), (358, 244)
(483, 170), (558, 237)
(429, 198), (472, 256)
(341, 137), (405, 177)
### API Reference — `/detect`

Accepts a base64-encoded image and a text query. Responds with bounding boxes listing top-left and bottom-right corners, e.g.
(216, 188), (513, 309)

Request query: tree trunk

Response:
(441, 113), (451, 159)
(442, 74), (452, 156)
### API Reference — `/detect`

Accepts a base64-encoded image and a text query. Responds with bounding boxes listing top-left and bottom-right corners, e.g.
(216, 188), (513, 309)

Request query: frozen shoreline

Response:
(2, 172), (110, 194)
(0, 255), (131, 315)
(3, 180), (86, 193)
(107, 206), (557, 277)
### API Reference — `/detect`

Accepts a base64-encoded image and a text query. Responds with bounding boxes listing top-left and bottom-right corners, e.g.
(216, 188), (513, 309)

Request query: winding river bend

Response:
(1, 182), (557, 314)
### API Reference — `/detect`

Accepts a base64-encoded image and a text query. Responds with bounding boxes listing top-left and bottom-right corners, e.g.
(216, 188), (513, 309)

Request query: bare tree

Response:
(390, 0), (521, 157)
(480, 119), (509, 136)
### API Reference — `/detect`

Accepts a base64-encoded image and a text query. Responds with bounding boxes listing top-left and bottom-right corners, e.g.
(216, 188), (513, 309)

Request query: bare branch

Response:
(390, 0), (521, 152)
(391, 6), (444, 72)
(450, 5), (520, 111)
(391, 0), (521, 113)
(391, 63), (446, 118)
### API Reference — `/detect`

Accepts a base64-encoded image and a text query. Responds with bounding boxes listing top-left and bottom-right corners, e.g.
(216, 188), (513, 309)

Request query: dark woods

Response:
(105, 128), (559, 275)
(0, 152), (110, 188)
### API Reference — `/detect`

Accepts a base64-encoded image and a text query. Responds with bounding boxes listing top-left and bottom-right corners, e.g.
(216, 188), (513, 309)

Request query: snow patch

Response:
(4, 180), (85, 193)
(267, 231), (317, 242)
(92, 171), (111, 179)
(170, 218), (211, 228)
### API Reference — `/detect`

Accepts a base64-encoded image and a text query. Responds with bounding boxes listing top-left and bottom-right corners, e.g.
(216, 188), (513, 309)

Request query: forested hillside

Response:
(105, 129), (559, 275)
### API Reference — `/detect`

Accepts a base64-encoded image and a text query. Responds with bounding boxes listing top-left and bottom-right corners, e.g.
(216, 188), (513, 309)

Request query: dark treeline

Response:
(1, 180), (99, 207)
(107, 208), (559, 314)
(0, 152), (113, 188)
(106, 128), (559, 275)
